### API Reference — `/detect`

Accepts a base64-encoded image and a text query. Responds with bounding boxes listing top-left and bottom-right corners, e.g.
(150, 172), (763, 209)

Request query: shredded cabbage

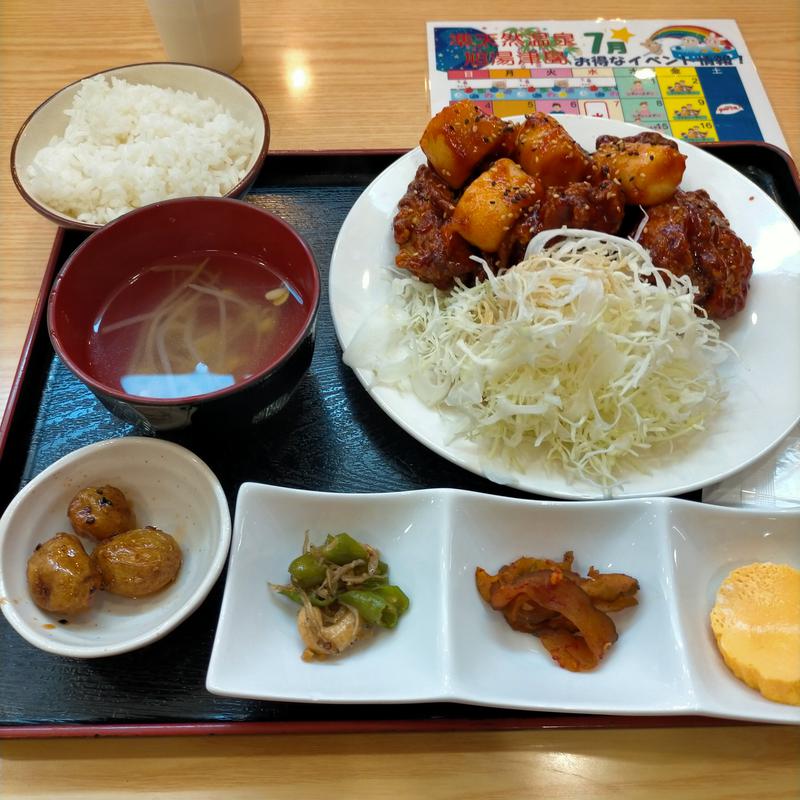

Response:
(344, 230), (731, 489)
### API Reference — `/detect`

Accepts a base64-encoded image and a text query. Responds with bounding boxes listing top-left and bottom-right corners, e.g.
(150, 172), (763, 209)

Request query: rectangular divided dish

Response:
(208, 485), (800, 725)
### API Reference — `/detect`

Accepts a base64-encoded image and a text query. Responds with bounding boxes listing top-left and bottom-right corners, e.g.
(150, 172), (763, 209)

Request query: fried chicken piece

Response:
(393, 164), (479, 288)
(496, 179), (626, 268)
(593, 131), (686, 206)
(596, 130), (680, 149)
(638, 189), (753, 319)
(539, 179), (626, 234)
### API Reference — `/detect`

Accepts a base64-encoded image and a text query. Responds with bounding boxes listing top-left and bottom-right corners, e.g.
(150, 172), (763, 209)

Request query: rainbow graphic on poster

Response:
(644, 25), (739, 61)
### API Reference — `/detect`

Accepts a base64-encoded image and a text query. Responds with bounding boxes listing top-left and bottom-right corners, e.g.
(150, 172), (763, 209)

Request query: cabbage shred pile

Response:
(344, 232), (730, 489)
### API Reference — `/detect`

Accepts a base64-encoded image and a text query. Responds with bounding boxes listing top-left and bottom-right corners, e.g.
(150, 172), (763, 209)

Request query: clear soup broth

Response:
(89, 251), (306, 400)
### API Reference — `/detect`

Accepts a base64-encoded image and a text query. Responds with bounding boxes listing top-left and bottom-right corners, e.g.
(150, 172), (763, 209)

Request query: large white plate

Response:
(329, 117), (800, 499)
(206, 483), (800, 724)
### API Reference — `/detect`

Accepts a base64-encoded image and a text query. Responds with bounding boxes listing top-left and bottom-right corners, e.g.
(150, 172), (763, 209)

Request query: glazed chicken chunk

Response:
(393, 164), (478, 288)
(394, 110), (753, 319)
(497, 179), (626, 268)
(638, 189), (754, 319)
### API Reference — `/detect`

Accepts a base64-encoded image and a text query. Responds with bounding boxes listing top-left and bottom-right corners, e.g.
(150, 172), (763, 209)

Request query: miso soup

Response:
(89, 250), (306, 399)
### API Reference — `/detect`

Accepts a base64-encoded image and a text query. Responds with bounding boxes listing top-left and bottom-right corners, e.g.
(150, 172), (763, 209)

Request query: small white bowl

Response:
(0, 437), (231, 658)
(10, 61), (270, 231)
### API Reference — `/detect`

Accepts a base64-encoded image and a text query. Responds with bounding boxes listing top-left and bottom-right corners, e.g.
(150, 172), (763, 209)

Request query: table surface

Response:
(1, 1), (799, 796)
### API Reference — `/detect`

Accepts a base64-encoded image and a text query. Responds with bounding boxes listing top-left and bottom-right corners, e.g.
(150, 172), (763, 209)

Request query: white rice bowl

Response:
(12, 63), (268, 228)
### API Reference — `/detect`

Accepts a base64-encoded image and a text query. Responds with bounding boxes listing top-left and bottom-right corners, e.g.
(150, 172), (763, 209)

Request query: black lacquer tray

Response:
(1, 146), (797, 738)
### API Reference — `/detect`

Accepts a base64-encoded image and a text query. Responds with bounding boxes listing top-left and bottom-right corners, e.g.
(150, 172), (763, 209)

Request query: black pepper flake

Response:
(649, 154), (654, 161)
(481, 136), (489, 143)
(35, 543), (41, 551)
(58, 619), (69, 625)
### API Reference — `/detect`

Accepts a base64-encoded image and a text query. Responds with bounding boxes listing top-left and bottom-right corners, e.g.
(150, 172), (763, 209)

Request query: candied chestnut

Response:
(68, 485), (135, 541)
(92, 527), (182, 598)
(27, 533), (101, 615)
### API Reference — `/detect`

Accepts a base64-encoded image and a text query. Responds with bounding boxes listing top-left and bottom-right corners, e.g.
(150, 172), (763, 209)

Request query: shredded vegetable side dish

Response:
(270, 533), (409, 661)
(344, 230), (732, 489)
(476, 550), (640, 672)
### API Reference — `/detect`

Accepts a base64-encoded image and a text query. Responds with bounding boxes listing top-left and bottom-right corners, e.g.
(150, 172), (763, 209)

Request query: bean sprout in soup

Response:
(89, 252), (306, 399)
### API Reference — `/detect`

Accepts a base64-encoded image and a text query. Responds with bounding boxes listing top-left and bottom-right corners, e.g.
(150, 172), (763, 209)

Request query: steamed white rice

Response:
(26, 75), (256, 224)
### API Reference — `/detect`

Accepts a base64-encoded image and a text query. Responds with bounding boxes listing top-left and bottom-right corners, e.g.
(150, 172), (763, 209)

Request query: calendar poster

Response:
(427, 19), (788, 151)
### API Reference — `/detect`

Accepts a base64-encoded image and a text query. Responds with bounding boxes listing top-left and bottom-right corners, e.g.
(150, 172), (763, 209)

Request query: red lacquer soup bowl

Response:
(48, 197), (320, 431)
